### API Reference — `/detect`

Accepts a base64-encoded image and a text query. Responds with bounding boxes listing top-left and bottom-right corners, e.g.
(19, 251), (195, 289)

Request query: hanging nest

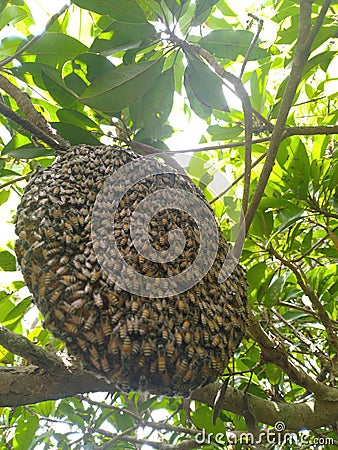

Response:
(15, 144), (248, 396)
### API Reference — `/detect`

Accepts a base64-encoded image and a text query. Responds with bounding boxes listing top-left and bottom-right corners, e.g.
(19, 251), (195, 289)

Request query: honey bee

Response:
(101, 356), (110, 373)
(182, 368), (193, 383)
(186, 345), (195, 359)
(84, 331), (97, 343)
(90, 270), (101, 283)
(77, 338), (87, 352)
(131, 341), (141, 355)
(143, 341), (154, 356)
(165, 341), (175, 359)
(211, 336), (221, 347)
(118, 324), (127, 339)
(141, 304), (150, 321)
(182, 320), (190, 331)
(64, 322), (78, 335)
(162, 328), (169, 341)
(60, 255), (70, 265)
(184, 331), (192, 344)
(102, 319), (111, 336)
(200, 313), (207, 326)
(107, 292), (118, 306)
(53, 309), (65, 321)
(175, 329), (183, 346)
(95, 329), (105, 346)
(176, 359), (188, 376)
(93, 293), (103, 308)
(122, 336), (131, 353)
(84, 314), (97, 331)
(44, 229), (56, 240)
(150, 360), (157, 374)
(50, 291), (61, 303)
(109, 339), (120, 356)
(71, 299), (86, 311)
(60, 275), (77, 284)
(158, 355), (166, 373)
(89, 346), (101, 370)
(130, 299), (139, 313)
(138, 355), (145, 368)
(64, 222), (73, 233)
(196, 346), (205, 359)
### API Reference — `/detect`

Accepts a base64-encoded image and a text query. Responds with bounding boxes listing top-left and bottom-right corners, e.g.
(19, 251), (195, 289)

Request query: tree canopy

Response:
(0, 0), (337, 449)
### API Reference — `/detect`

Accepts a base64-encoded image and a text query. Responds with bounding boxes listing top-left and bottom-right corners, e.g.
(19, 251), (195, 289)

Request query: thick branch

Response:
(0, 101), (66, 151)
(0, 73), (70, 150)
(1, 365), (338, 431)
(0, 325), (68, 377)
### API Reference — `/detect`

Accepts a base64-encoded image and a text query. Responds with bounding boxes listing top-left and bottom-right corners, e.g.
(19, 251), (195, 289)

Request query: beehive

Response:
(15, 144), (248, 396)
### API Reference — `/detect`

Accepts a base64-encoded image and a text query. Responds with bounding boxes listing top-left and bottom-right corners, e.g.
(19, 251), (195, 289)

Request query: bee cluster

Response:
(15, 144), (248, 396)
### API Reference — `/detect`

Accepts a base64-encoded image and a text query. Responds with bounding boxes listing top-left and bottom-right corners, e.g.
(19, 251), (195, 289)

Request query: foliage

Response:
(0, 0), (337, 449)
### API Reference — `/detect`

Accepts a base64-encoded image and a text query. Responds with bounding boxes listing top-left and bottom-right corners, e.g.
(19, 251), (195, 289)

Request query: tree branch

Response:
(0, 74), (70, 150)
(0, 325), (68, 377)
(244, 0), (333, 234)
(0, 101), (67, 152)
(1, 364), (338, 431)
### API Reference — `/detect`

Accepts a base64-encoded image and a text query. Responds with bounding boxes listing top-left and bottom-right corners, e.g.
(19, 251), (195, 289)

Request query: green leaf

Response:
(192, 0), (219, 26)
(72, 0), (148, 23)
(3, 297), (32, 328)
(50, 122), (101, 146)
(2, 145), (54, 158)
(20, 33), (87, 67)
(0, 250), (17, 271)
(284, 139), (310, 199)
(91, 21), (156, 55)
(142, 68), (174, 127)
(0, 190), (10, 206)
(198, 30), (269, 60)
(0, 6), (27, 30)
(41, 67), (80, 109)
(184, 58), (229, 113)
(264, 275), (286, 307)
(56, 109), (101, 131)
(80, 59), (163, 112)
(207, 124), (243, 140)
(13, 414), (39, 450)
(184, 69), (212, 119)
(71, 53), (116, 83)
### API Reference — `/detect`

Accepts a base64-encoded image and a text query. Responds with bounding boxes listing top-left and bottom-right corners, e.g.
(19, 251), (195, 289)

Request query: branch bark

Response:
(0, 364), (337, 431)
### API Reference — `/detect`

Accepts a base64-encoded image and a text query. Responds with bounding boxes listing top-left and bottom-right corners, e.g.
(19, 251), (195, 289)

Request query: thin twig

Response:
(268, 246), (338, 354)
(0, 174), (30, 190)
(0, 4), (69, 68)
(210, 152), (267, 204)
(168, 34), (253, 217)
(240, 13), (264, 79)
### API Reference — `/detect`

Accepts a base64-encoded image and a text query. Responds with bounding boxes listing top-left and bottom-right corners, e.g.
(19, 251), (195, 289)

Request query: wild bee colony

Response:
(15, 144), (248, 396)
